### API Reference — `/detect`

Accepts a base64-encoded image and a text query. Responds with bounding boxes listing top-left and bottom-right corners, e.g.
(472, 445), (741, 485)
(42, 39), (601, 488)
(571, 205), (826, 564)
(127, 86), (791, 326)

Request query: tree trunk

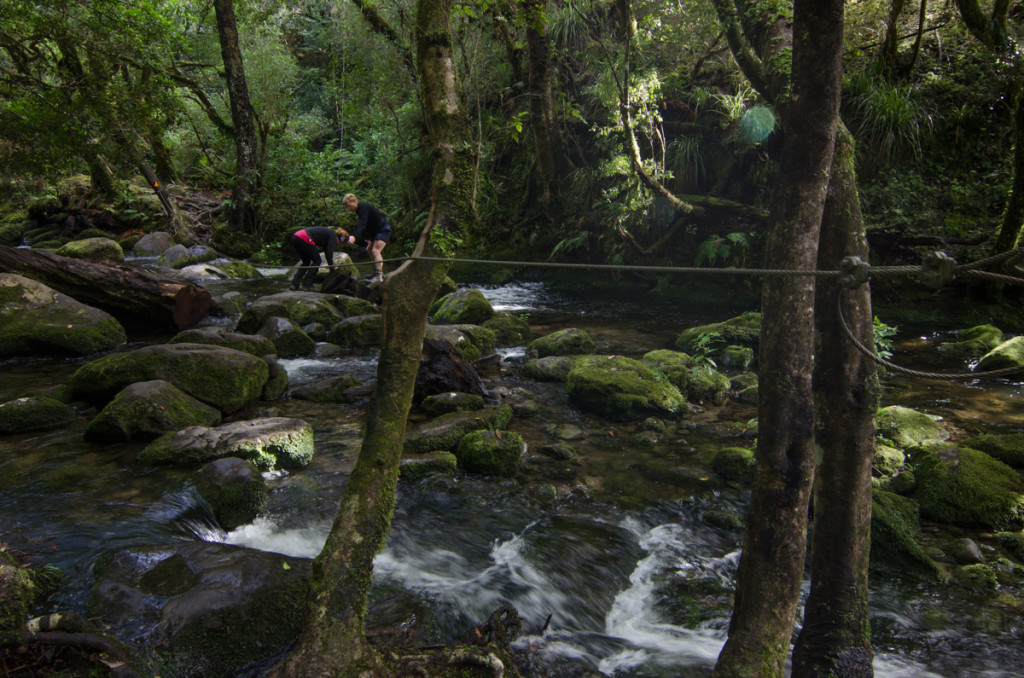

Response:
(524, 0), (560, 203)
(213, 0), (261, 235)
(266, 0), (475, 674)
(713, 0), (845, 675)
(994, 86), (1024, 253)
(792, 124), (878, 678)
(0, 246), (210, 331)
(880, 0), (908, 72)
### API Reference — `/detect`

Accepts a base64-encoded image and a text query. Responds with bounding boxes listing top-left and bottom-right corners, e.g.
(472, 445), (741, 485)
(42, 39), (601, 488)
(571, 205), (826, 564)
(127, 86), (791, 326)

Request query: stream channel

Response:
(1, 268), (1023, 677)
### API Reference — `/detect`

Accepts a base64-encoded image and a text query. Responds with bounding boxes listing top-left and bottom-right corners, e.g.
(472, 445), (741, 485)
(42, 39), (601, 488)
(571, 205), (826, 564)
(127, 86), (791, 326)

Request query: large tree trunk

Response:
(0, 246), (210, 330)
(524, 0), (560, 204)
(266, 0), (475, 674)
(994, 86), (1024, 254)
(792, 124), (878, 678)
(213, 0), (261, 235)
(713, 0), (845, 675)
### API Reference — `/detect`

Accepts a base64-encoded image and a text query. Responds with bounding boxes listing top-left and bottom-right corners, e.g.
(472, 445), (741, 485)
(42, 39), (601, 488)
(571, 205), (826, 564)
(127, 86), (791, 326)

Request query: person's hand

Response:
(348, 235), (355, 245)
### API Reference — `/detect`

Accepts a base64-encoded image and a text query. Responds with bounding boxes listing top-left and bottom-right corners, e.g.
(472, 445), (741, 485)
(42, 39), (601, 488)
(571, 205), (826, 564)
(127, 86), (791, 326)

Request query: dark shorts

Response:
(371, 224), (392, 243)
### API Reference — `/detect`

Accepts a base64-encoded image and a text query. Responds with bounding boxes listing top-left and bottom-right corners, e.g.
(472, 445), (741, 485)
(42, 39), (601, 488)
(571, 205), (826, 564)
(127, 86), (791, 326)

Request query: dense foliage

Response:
(0, 0), (1020, 275)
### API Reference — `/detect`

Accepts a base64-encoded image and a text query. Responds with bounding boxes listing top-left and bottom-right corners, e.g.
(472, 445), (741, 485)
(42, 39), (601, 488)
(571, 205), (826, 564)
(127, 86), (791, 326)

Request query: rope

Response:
(837, 296), (1024, 380)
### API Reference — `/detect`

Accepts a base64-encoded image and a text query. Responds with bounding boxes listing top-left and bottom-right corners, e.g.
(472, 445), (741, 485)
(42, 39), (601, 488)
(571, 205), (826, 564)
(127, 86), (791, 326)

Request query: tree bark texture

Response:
(0, 245), (210, 330)
(792, 125), (878, 678)
(267, 0), (475, 674)
(713, 0), (845, 675)
(213, 0), (261, 235)
(524, 0), (560, 203)
(995, 86), (1024, 253)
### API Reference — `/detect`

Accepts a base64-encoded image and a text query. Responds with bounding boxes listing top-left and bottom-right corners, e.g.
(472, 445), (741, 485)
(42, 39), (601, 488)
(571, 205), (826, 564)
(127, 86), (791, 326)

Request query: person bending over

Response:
(289, 226), (345, 290)
(342, 193), (391, 284)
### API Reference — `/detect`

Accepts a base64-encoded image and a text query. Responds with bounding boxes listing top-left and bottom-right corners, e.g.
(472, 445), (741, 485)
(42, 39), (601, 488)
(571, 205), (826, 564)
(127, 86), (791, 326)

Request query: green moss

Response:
(712, 447), (756, 482)
(870, 489), (945, 581)
(960, 433), (1024, 469)
(527, 327), (596, 358)
(0, 396), (76, 433)
(404, 406), (513, 454)
(456, 430), (525, 477)
(876, 406), (948, 448)
(566, 355), (687, 421)
(675, 311), (761, 354)
(482, 312), (533, 346)
(432, 288), (496, 325)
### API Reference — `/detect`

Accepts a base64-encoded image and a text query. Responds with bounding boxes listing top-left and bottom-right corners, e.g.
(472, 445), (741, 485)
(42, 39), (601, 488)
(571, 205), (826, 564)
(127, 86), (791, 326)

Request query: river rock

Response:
(257, 316), (316, 358)
(414, 337), (488, 403)
(55, 237), (124, 262)
(424, 323), (496, 363)
(943, 537), (985, 564)
(674, 311), (761, 355)
(566, 354), (688, 421)
(419, 391), (486, 417)
(133, 231), (175, 256)
(909, 440), (1024, 530)
(937, 324), (1005, 360)
(237, 291), (359, 334)
(456, 429), (525, 477)
(400, 451), (458, 482)
(0, 552), (33, 642)
(0, 273), (127, 358)
(137, 417), (314, 470)
(960, 433), (1024, 468)
(194, 457), (267, 529)
(976, 336), (1024, 371)
(431, 287), (496, 325)
(84, 380), (222, 442)
(87, 541), (309, 678)
(522, 355), (577, 381)
(527, 327), (596, 358)
(870, 489), (945, 581)
(482, 311), (533, 346)
(289, 374), (361, 402)
(712, 447), (756, 482)
(0, 396), (76, 434)
(642, 349), (730, 403)
(326, 314), (382, 346)
(262, 356), (289, 400)
(404, 406), (514, 454)
(876, 405), (949, 449)
(70, 343), (270, 414)
(169, 327), (277, 357)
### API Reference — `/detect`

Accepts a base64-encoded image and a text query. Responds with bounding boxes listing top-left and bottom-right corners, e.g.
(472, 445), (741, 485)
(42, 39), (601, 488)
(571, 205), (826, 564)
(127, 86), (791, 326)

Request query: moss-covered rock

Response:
(961, 433), (1024, 469)
(642, 349), (731, 403)
(262, 357), (289, 400)
(257, 316), (316, 358)
(566, 355), (688, 421)
(210, 222), (258, 259)
(71, 343), (270, 414)
(482, 312), (533, 346)
(138, 417), (314, 470)
(870, 489), (945, 581)
(133, 231), (175, 256)
(55, 237), (124, 262)
(719, 345), (755, 371)
(527, 327), (596, 358)
(84, 380), (222, 442)
(910, 441), (1024, 530)
(712, 447), (756, 482)
(400, 451), (458, 482)
(404, 406), (514, 454)
(456, 429), (525, 477)
(0, 273), (126, 358)
(876, 405), (949, 449)
(675, 311), (761, 355)
(289, 375), (361, 402)
(423, 324), (493, 363)
(952, 563), (999, 592)
(522, 356), (577, 381)
(938, 324), (1005, 360)
(169, 328), (277, 358)
(431, 288), (496, 325)
(873, 442), (906, 477)
(215, 260), (262, 279)
(995, 532), (1024, 563)
(333, 295), (379, 318)
(0, 222), (23, 246)
(193, 458), (267, 530)
(976, 336), (1024, 371)
(420, 392), (487, 417)
(0, 552), (33, 644)
(327, 314), (382, 346)
(0, 396), (76, 434)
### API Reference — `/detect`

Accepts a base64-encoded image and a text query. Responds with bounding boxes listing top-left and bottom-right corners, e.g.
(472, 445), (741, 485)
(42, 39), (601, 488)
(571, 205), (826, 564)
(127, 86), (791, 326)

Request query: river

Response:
(1, 271), (1022, 677)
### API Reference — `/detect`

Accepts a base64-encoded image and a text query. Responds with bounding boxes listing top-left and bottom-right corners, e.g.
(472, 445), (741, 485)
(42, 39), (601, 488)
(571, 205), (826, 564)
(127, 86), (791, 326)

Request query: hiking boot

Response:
(369, 272), (384, 284)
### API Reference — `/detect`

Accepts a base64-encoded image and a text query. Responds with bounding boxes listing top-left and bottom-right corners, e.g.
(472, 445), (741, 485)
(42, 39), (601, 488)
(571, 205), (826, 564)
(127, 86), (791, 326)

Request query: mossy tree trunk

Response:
(266, 0), (474, 675)
(791, 124), (878, 678)
(711, 0), (845, 675)
(524, 0), (560, 204)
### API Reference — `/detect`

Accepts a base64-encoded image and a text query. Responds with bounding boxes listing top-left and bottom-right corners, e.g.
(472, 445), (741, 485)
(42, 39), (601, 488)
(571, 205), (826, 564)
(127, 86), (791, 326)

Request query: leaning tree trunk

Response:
(713, 0), (845, 675)
(792, 124), (878, 678)
(213, 0), (261, 235)
(0, 246), (210, 330)
(266, 0), (474, 674)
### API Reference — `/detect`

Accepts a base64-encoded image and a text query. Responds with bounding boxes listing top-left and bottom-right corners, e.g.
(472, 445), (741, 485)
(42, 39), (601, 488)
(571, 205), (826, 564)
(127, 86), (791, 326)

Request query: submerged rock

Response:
(137, 417), (314, 470)
(456, 429), (526, 477)
(193, 457), (267, 530)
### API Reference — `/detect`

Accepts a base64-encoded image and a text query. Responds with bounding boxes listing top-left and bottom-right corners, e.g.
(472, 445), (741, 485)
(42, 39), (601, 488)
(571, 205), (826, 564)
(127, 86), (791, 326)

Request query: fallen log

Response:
(0, 245), (210, 330)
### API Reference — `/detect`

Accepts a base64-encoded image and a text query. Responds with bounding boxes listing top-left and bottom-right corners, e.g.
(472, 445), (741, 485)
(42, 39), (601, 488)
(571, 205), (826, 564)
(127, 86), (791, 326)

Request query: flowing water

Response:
(1, 271), (1023, 677)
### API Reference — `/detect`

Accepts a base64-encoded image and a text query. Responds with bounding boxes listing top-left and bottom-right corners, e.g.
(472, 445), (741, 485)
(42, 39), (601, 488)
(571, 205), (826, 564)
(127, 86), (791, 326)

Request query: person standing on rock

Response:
(289, 226), (346, 291)
(342, 193), (391, 284)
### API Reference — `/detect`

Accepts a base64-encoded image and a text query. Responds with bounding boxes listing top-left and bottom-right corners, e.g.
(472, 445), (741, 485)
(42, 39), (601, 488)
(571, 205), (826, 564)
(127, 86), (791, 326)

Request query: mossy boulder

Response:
(400, 451), (459, 482)
(289, 375), (361, 402)
(431, 288), (496, 325)
(456, 429), (526, 477)
(138, 417), (314, 470)
(193, 458), (267, 530)
(210, 222), (258, 259)
(909, 441), (1024, 531)
(873, 442), (906, 477)
(0, 553), (33, 644)
(169, 328), (277, 358)
(84, 380), (222, 442)
(333, 295), (379, 318)
(423, 324), (495, 363)
(257, 316), (316, 358)
(960, 433), (1024, 469)
(327, 314), (382, 347)
(0, 222), (23, 246)
(420, 392), (487, 417)
(262, 357), (289, 400)
(976, 336), (1024, 371)
(133, 231), (176, 256)
(642, 349), (730, 403)
(527, 327), (595, 358)
(712, 447), (756, 482)
(938, 324), (1005, 360)
(952, 563), (998, 592)
(0, 273), (126, 358)
(237, 292), (348, 333)
(566, 355), (688, 421)
(995, 532), (1024, 563)
(214, 260), (262, 279)
(55, 237), (124, 262)
(718, 345), (755, 371)
(70, 343), (270, 414)
(0, 396), (76, 434)
(870, 489), (945, 581)
(482, 312), (533, 346)
(404, 406), (514, 454)
(522, 356), (578, 381)
(675, 311), (761, 355)
(876, 405), (949, 449)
